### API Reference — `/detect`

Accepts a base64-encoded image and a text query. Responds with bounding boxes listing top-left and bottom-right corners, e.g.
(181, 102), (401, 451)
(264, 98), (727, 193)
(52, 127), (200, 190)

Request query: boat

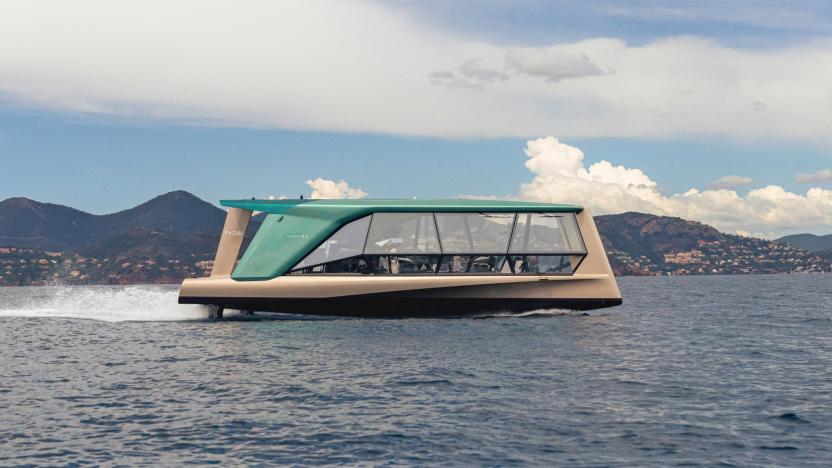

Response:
(178, 198), (622, 318)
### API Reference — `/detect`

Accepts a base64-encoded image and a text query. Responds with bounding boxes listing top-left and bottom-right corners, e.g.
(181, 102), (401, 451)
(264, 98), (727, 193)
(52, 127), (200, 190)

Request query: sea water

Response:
(1, 275), (830, 465)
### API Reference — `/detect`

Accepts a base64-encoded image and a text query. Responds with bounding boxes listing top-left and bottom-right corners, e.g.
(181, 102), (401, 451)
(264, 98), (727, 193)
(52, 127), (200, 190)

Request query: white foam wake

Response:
(0, 285), (217, 322)
(474, 308), (579, 319)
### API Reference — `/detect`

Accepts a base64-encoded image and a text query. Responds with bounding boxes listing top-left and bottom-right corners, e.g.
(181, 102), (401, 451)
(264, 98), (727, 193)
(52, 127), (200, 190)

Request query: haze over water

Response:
(1, 275), (830, 465)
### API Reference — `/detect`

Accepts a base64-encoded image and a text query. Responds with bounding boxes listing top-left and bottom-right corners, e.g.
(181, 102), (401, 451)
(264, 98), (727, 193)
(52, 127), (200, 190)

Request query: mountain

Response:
(0, 197), (100, 251)
(0, 190), (226, 252)
(595, 212), (722, 263)
(596, 212), (829, 275)
(102, 191), (227, 237)
(776, 233), (832, 252)
(1, 192), (830, 285)
(78, 227), (220, 260)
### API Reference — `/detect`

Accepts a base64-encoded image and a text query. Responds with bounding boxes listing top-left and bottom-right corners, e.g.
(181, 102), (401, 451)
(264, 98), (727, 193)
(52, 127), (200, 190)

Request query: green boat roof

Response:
(225, 198), (582, 281)
(221, 198), (582, 214)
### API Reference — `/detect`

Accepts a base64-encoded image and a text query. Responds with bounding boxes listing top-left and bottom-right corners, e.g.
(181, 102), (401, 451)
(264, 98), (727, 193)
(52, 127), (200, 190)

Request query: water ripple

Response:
(1, 274), (831, 465)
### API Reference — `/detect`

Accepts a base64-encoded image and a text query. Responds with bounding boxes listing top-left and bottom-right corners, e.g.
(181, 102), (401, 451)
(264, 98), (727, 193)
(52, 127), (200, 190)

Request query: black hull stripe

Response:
(178, 295), (623, 317)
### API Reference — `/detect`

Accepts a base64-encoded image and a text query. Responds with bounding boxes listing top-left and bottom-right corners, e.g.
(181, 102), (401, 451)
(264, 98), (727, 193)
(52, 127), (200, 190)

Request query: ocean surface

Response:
(1, 275), (830, 466)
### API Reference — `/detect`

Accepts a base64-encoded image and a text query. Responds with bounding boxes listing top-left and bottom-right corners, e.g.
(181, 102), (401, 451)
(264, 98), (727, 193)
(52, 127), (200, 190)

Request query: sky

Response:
(0, 0), (830, 237)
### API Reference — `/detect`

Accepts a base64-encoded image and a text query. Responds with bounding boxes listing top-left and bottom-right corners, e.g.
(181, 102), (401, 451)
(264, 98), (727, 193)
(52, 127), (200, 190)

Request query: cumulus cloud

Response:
(517, 137), (832, 236)
(505, 48), (606, 82)
(708, 175), (754, 190)
(796, 168), (832, 184)
(306, 178), (367, 199)
(0, 1), (830, 141)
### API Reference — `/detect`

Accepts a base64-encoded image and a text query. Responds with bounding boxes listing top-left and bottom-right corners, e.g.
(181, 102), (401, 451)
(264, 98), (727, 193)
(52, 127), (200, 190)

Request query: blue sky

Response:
(1, 108), (827, 214)
(395, 0), (832, 47)
(0, 0), (830, 235)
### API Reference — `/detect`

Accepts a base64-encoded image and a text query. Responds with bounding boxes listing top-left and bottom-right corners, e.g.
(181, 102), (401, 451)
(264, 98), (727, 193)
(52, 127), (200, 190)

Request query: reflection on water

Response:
(1, 274), (830, 465)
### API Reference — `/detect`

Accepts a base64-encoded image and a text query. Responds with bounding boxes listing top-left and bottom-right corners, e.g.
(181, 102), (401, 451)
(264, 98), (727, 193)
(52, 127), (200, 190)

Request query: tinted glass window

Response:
(365, 255), (440, 274)
(293, 215), (371, 269)
(435, 213), (514, 253)
(470, 255), (509, 273)
(364, 213), (441, 254)
(508, 255), (526, 273)
(365, 255), (391, 274)
(437, 255), (471, 273)
(509, 213), (586, 254)
(511, 255), (573, 274)
(289, 257), (370, 274)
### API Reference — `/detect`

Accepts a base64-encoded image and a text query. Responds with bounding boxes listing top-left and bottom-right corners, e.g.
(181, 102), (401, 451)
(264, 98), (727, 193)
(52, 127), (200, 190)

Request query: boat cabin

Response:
(219, 199), (588, 280)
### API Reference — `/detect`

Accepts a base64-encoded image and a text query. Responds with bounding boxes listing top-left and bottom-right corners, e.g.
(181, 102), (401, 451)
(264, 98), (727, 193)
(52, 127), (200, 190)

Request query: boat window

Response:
(437, 255), (472, 273)
(366, 255), (440, 274)
(435, 213), (514, 253)
(364, 213), (441, 254)
(508, 255), (525, 273)
(288, 210), (586, 276)
(293, 215), (371, 270)
(511, 255), (574, 274)
(436, 255), (510, 274)
(470, 255), (509, 273)
(508, 213), (586, 254)
(289, 256), (370, 274)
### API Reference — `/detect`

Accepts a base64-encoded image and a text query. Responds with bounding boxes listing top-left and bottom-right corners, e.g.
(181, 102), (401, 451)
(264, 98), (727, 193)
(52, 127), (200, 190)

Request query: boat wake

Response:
(0, 286), (597, 322)
(0, 285), (214, 322)
(473, 308), (586, 319)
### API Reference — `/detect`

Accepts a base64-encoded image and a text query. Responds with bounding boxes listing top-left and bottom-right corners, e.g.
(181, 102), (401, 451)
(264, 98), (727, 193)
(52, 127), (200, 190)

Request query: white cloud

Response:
(796, 168), (832, 184)
(516, 137), (832, 236)
(429, 71), (455, 81)
(458, 59), (509, 83)
(504, 48), (606, 82)
(735, 229), (778, 239)
(306, 178), (367, 199)
(708, 175), (754, 190)
(0, 1), (830, 141)
(428, 70), (485, 91)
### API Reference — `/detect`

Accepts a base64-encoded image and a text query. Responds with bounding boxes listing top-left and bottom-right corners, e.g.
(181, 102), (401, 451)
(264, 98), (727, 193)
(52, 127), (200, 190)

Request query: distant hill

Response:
(0, 192), (830, 285)
(0, 190), (226, 252)
(77, 227), (220, 260)
(595, 212), (722, 263)
(776, 233), (832, 252)
(0, 197), (100, 251)
(101, 191), (228, 237)
(595, 212), (829, 276)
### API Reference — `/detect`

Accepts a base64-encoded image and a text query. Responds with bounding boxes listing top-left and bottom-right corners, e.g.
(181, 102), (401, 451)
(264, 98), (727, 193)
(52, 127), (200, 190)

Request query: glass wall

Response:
(509, 213), (585, 254)
(366, 255), (441, 274)
(364, 213), (441, 254)
(435, 213), (514, 253)
(289, 212), (586, 275)
(293, 216), (371, 270)
(509, 255), (573, 274)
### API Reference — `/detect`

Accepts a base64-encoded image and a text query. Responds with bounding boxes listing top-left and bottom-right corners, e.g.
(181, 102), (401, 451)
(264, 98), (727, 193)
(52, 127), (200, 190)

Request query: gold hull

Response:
(179, 274), (621, 316)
